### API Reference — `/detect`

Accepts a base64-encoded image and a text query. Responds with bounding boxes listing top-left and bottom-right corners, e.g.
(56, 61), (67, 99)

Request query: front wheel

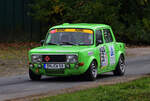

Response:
(29, 69), (41, 81)
(85, 61), (98, 81)
(113, 55), (126, 76)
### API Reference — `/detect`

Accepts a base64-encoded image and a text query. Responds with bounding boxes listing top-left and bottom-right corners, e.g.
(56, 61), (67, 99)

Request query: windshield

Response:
(45, 28), (93, 45)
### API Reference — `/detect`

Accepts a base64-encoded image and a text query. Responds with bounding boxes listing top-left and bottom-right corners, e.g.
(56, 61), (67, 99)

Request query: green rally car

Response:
(28, 23), (126, 81)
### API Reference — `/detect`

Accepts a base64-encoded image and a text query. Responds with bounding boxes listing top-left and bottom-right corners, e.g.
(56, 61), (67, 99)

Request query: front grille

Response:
(42, 55), (66, 62)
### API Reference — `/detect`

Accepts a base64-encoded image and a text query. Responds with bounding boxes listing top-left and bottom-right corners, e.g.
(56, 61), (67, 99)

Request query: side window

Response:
(96, 30), (103, 44)
(103, 29), (113, 43)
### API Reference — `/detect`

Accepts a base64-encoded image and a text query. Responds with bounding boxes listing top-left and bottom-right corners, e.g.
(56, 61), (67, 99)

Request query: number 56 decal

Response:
(100, 47), (108, 68)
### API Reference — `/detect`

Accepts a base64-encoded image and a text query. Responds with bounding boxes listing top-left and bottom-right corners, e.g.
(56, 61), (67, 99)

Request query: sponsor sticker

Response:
(100, 47), (108, 68)
(109, 46), (115, 65)
(88, 51), (93, 56)
(50, 29), (57, 34)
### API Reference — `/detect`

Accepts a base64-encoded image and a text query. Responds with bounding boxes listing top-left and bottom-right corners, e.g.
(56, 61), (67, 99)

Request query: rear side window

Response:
(103, 29), (113, 43)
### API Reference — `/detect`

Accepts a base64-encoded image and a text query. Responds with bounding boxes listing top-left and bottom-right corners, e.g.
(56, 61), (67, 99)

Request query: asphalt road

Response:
(0, 55), (150, 101)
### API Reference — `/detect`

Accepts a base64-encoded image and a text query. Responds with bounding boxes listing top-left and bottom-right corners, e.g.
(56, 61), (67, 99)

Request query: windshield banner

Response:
(50, 29), (93, 34)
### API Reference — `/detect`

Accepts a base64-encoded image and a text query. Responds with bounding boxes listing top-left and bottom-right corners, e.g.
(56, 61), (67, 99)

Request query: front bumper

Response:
(29, 63), (86, 76)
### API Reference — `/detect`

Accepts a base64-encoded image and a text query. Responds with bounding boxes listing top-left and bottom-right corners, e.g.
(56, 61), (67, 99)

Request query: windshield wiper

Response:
(78, 43), (91, 46)
(60, 42), (77, 45)
(47, 42), (58, 45)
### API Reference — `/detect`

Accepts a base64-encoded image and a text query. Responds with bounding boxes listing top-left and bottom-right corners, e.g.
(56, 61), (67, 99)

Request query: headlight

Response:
(66, 55), (78, 63)
(31, 55), (42, 63)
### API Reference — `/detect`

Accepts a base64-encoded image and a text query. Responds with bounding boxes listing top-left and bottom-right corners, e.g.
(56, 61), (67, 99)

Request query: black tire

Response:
(113, 55), (126, 76)
(29, 69), (41, 81)
(85, 61), (98, 81)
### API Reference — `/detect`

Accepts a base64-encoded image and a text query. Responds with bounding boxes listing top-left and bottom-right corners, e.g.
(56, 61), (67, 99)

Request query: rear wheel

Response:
(113, 55), (125, 76)
(29, 69), (41, 81)
(85, 61), (97, 81)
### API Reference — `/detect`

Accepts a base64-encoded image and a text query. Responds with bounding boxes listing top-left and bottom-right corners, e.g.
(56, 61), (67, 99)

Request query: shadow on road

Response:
(33, 73), (116, 83)
(0, 73), (118, 86)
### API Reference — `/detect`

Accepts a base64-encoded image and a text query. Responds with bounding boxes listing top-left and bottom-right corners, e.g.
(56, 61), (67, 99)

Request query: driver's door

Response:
(96, 29), (109, 73)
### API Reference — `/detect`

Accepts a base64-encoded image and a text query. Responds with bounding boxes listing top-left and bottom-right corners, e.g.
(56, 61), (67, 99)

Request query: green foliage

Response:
(29, 0), (150, 45)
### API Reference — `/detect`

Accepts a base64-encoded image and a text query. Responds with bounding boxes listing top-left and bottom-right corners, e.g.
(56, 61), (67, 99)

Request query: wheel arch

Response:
(116, 51), (125, 66)
(83, 56), (98, 73)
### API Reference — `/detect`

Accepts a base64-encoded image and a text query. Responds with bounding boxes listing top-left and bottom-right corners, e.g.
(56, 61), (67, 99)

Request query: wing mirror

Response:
(40, 40), (45, 46)
(96, 40), (103, 46)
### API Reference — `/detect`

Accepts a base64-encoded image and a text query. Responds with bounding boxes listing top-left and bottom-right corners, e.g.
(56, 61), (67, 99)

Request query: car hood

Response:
(29, 45), (93, 54)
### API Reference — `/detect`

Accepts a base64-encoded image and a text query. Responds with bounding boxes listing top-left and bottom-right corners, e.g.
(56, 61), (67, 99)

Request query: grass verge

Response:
(39, 76), (150, 101)
(0, 42), (40, 77)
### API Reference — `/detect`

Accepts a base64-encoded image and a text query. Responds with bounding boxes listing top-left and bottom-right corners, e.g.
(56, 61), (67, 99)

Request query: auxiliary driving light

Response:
(66, 64), (70, 68)
(29, 63), (34, 68)
(38, 64), (42, 68)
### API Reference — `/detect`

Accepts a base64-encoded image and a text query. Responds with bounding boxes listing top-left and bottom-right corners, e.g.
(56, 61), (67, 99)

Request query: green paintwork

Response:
(28, 23), (125, 76)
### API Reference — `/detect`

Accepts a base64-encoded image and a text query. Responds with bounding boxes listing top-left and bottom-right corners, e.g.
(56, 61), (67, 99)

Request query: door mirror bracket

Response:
(40, 40), (45, 46)
(96, 40), (103, 46)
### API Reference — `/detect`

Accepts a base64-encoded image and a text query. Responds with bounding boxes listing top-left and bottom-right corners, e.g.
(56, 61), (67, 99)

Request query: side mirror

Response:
(40, 40), (45, 46)
(96, 40), (103, 46)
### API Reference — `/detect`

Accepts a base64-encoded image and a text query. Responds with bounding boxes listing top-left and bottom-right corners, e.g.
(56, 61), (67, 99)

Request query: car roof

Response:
(50, 23), (111, 30)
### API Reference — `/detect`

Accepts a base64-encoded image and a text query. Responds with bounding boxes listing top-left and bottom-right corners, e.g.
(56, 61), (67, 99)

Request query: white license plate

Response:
(44, 64), (65, 69)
